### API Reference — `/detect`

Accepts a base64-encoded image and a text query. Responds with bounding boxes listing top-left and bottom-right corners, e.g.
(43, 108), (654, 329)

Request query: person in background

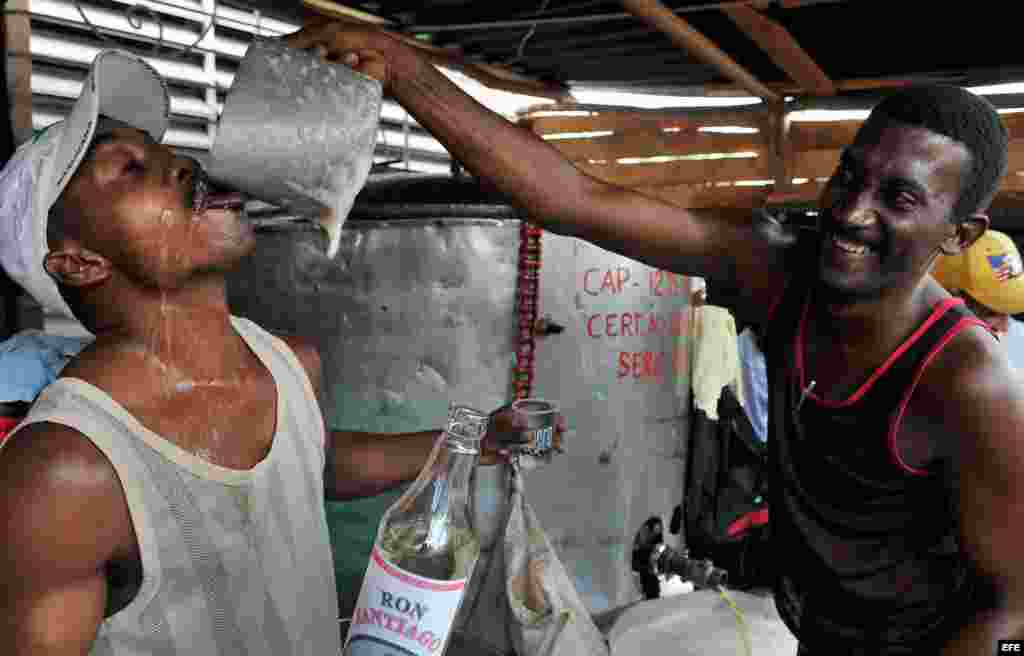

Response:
(932, 228), (1024, 369)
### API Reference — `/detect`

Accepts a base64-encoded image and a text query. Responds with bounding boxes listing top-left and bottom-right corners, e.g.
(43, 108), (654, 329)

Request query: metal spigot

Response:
(533, 315), (565, 337)
(649, 544), (728, 590)
(632, 517), (665, 599)
(632, 516), (728, 599)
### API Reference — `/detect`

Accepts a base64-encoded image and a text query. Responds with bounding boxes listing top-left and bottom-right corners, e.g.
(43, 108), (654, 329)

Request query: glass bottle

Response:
(342, 405), (488, 656)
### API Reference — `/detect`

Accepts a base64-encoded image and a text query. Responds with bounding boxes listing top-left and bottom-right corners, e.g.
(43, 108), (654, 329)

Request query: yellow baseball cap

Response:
(932, 229), (1024, 315)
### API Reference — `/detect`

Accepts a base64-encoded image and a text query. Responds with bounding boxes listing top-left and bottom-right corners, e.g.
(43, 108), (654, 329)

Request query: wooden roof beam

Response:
(620, 0), (781, 102)
(577, 140), (1024, 199)
(301, 0), (394, 25)
(645, 181), (1024, 212)
(301, 0), (572, 101)
(521, 105), (767, 133)
(537, 129), (765, 163)
(721, 5), (835, 97)
(525, 110), (1024, 157)
(701, 76), (915, 98)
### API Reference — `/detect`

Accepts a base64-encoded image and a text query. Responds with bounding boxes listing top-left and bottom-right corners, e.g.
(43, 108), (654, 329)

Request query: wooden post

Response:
(4, 0), (31, 145)
(2, 0), (33, 337)
(764, 100), (793, 194)
(1, 9), (14, 339)
(1, 4), (14, 165)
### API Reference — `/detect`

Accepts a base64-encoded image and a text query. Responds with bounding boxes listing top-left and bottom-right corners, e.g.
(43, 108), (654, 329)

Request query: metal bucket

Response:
(209, 37), (382, 257)
(226, 175), (694, 619)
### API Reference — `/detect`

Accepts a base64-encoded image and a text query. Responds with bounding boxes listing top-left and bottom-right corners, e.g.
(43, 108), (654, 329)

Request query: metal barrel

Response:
(226, 175), (695, 621)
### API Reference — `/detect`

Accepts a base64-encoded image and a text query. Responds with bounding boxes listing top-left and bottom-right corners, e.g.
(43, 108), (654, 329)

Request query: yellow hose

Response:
(717, 586), (753, 656)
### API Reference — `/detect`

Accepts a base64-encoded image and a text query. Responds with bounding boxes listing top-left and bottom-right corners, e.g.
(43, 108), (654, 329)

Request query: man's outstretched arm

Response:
(282, 338), (514, 501)
(285, 23), (790, 325)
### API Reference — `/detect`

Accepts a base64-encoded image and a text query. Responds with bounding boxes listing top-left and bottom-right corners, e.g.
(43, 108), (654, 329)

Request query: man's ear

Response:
(939, 213), (989, 256)
(43, 245), (112, 288)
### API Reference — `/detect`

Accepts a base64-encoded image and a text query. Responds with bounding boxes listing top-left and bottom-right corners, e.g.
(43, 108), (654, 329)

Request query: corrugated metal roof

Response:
(24, 0), (455, 174)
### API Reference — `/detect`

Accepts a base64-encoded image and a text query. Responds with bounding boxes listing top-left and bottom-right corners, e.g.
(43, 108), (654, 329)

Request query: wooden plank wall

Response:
(520, 109), (1024, 209)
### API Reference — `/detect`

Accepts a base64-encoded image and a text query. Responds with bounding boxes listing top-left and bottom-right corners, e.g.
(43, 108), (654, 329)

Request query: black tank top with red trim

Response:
(763, 283), (997, 655)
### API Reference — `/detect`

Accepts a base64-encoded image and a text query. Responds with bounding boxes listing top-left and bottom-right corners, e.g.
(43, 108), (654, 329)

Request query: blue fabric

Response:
(0, 330), (91, 402)
(737, 327), (768, 442)
(1004, 318), (1024, 371)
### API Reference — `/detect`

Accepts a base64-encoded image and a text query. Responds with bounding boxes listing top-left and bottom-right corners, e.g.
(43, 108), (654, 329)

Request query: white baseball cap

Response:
(0, 50), (169, 327)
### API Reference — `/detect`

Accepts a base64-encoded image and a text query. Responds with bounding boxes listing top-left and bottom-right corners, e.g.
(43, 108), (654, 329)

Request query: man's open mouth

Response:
(202, 192), (247, 211)
(825, 229), (879, 257)
(191, 170), (246, 212)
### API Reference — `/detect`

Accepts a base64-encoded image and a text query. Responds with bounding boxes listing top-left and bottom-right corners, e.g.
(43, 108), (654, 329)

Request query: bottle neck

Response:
(443, 405), (489, 456)
(444, 433), (481, 457)
(434, 443), (478, 500)
(437, 409), (485, 500)
(424, 405), (488, 524)
(422, 442), (478, 551)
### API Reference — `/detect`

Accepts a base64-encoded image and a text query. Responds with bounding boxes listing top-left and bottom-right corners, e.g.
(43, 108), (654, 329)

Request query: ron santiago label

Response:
(345, 547), (467, 655)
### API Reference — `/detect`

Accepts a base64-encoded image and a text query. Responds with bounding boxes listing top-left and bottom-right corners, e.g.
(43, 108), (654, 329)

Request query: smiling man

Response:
(0, 50), (529, 656)
(288, 23), (1024, 655)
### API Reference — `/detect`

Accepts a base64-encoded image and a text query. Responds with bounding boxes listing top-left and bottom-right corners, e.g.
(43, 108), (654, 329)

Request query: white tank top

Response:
(10, 317), (341, 655)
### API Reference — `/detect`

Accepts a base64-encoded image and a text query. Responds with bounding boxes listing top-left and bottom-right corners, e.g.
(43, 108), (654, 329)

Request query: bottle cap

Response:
(445, 405), (489, 447)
